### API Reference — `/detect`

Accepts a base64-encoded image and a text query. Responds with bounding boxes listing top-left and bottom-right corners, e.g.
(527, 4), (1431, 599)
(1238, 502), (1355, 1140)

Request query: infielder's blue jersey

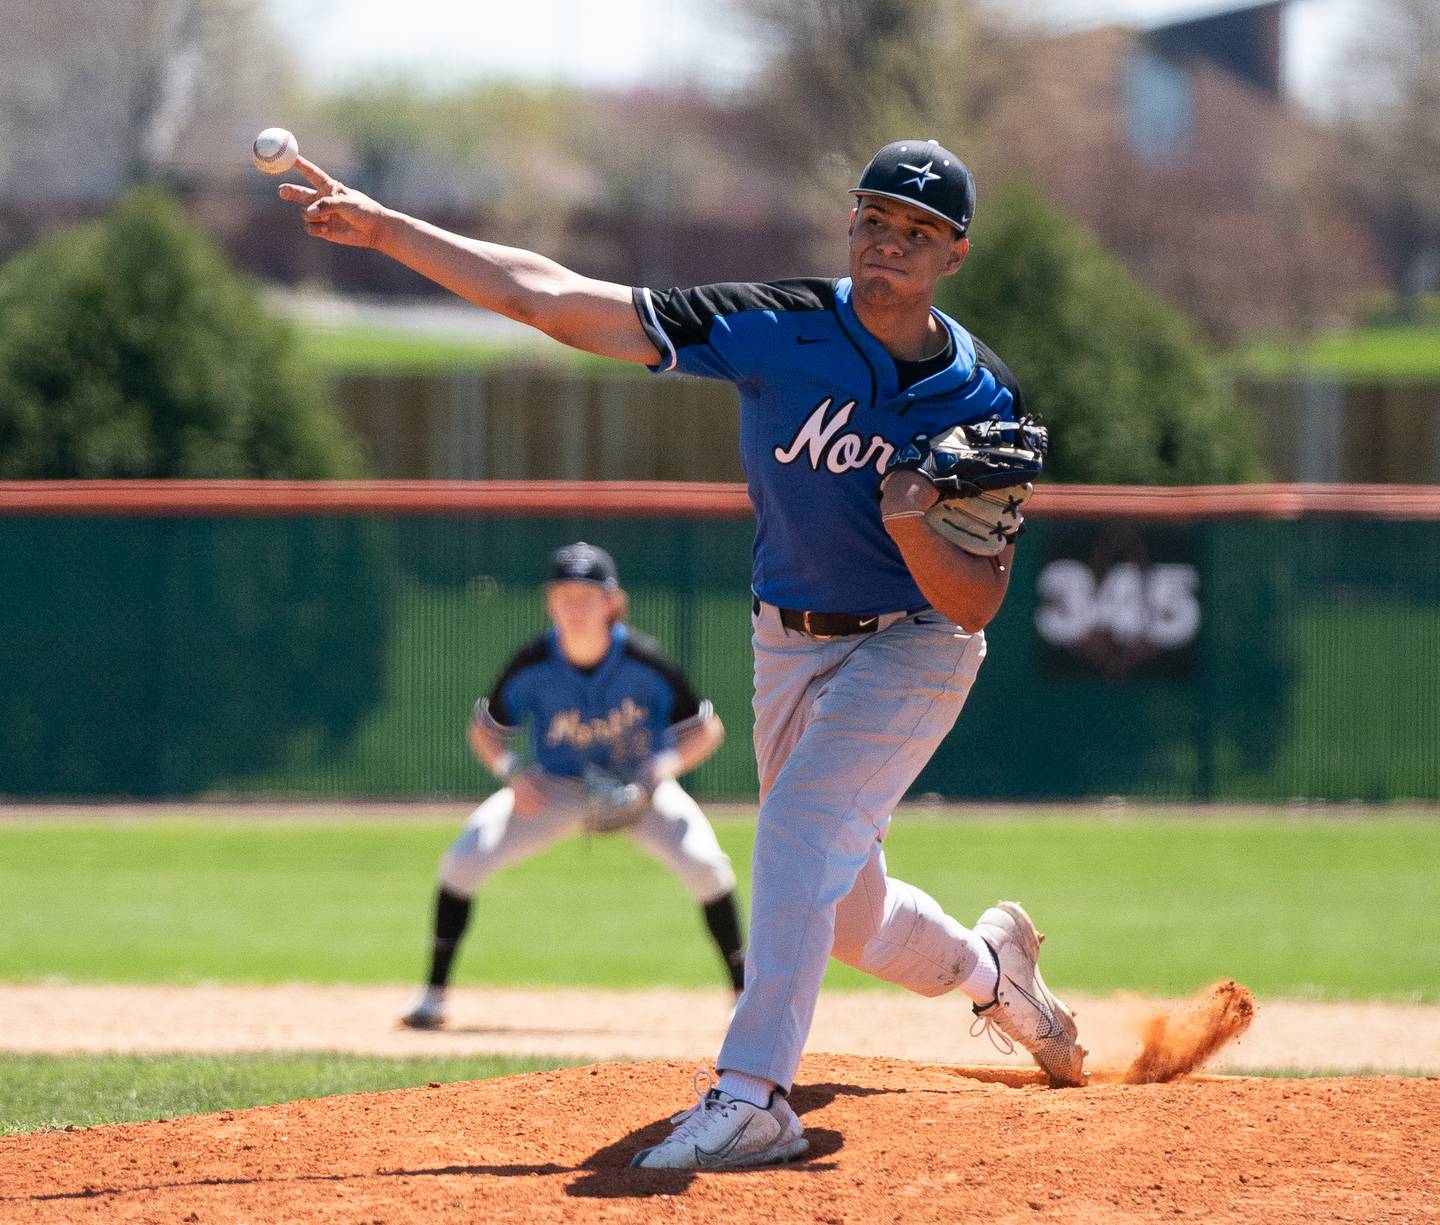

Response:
(479, 624), (709, 779)
(633, 277), (1024, 615)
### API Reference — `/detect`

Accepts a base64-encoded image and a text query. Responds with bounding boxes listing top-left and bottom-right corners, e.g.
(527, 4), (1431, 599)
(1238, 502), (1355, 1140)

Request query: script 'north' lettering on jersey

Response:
(484, 625), (705, 780)
(772, 398), (895, 475)
(545, 697), (651, 756)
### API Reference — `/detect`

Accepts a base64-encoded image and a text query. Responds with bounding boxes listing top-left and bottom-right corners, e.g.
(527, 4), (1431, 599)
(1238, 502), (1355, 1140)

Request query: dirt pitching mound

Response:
(5, 1054), (1437, 1224)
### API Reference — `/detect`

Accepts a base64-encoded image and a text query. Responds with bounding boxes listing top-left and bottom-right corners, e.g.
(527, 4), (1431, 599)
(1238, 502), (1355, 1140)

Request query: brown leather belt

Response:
(754, 598), (927, 638)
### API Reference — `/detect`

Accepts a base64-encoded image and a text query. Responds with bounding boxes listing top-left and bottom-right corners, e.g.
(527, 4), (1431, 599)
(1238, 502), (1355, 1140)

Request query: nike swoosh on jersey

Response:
(694, 1115), (754, 1167)
(1006, 976), (1061, 1039)
(857, 617), (878, 627)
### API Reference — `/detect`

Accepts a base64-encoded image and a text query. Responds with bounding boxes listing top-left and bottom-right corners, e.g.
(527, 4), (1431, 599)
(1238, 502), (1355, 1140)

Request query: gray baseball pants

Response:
(717, 601), (987, 1091)
(439, 776), (736, 905)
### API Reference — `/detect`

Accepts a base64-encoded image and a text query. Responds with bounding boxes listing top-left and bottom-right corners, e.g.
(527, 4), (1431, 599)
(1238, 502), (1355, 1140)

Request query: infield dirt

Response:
(5, 1053), (1437, 1224)
(5, 980), (1437, 1073)
(6, 981), (1440, 1222)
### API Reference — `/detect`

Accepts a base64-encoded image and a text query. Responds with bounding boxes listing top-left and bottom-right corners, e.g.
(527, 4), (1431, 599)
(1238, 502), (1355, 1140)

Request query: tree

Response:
(0, 186), (358, 478)
(933, 183), (1287, 804)
(0, 0), (289, 200)
(936, 180), (1263, 485)
(731, 0), (979, 218)
(1326, 0), (1440, 313)
(0, 188), (391, 798)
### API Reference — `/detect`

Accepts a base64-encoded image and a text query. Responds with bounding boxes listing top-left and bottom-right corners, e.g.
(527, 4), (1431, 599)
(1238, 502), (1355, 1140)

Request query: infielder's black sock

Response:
(426, 887), (473, 988)
(702, 891), (746, 992)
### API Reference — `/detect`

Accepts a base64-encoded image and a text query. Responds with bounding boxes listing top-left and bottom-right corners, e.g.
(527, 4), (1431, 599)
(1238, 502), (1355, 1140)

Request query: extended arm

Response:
(278, 157), (659, 364)
(879, 471), (1013, 632)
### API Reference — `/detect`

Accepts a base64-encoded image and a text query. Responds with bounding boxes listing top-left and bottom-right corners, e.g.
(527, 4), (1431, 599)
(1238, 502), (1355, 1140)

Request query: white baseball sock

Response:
(717, 1069), (777, 1108)
(957, 930), (1000, 1004)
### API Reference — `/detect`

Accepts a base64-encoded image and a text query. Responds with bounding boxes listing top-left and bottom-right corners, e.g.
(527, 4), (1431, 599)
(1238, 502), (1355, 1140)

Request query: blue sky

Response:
(267, 0), (1360, 113)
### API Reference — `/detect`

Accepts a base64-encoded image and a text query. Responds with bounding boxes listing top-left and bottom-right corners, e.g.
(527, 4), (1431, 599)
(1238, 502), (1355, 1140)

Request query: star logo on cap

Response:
(897, 160), (941, 192)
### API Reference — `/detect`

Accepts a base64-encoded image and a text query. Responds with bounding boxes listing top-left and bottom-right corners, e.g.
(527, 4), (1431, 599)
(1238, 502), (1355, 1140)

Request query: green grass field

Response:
(298, 318), (1440, 384)
(0, 1053), (573, 1136)
(3, 814), (1436, 999)
(1236, 325), (1440, 381)
(4, 810), (1436, 1135)
(296, 324), (645, 376)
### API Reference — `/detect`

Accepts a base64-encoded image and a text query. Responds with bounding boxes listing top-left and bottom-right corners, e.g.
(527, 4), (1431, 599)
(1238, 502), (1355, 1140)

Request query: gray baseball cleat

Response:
(399, 986), (447, 1031)
(970, 900), (1087, 1087)
(631, 1081), (809, 1170)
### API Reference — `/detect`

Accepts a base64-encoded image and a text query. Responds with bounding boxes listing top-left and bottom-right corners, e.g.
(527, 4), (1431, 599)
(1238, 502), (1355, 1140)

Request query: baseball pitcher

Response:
(400, 542), (744, 1030)
(283, 136), (1086, 1170)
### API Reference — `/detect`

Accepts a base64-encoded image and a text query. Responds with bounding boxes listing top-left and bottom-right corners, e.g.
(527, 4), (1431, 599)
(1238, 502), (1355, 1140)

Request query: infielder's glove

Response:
(886, 416), (1049, 557)
(581, 766), (650, 833)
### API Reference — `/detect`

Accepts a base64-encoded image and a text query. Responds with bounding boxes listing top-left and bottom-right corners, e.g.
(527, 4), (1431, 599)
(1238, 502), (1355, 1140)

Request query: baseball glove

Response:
(886, 416), (1048, 557)
(581, 767), (650, 833)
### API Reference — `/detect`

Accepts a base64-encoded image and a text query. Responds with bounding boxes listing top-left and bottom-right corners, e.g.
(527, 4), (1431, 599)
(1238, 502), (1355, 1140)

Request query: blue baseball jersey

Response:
(479, 623), (709, 779)
(633, 276), (1025, 615)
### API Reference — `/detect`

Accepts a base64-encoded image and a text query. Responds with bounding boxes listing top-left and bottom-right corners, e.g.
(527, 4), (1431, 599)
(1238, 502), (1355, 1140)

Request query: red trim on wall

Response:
(1030, 484), (1440, 520)
(0, 481), (752, 517)
(1, 480), (1439, 519)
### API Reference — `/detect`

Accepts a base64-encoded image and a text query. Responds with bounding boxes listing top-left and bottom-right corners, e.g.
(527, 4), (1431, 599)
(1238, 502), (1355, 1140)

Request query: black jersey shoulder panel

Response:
(644, 278), (837, 352)
(621, 630), (703, 724)
(971, 336), (1026, 415)
(485, 633), (550, 726)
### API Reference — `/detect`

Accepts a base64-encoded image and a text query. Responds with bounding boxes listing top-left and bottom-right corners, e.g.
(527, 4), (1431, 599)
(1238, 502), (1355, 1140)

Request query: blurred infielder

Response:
(282, 135), (1086, 1170)
(401, 541), (744, 1030)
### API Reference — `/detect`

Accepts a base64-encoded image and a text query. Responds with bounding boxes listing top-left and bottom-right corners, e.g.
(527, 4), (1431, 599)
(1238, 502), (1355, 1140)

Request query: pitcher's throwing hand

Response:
(278, 157), (386, 248)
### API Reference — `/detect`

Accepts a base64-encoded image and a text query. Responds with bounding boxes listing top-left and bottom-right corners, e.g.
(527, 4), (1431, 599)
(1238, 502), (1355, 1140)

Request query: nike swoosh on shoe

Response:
(1006, 975), (1061, 1039)
(694, 1116), (753, 1168)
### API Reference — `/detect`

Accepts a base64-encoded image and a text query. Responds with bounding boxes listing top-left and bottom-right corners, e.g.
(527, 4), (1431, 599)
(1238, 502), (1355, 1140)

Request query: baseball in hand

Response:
(252, 127), (299, 175)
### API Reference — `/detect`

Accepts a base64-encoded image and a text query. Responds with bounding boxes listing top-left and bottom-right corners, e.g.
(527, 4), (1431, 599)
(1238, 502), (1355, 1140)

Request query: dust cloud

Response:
(1122, 979), (1257, 1084)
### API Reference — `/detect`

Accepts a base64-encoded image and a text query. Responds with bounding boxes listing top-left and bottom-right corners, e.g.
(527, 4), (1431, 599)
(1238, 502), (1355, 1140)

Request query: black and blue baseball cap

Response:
(547, 541), (619, 588)
(850, 139), (976, 236)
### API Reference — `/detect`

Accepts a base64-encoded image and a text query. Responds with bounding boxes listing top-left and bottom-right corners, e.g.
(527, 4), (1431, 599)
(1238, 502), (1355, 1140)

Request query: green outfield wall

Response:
(1, 485), (1436, 802)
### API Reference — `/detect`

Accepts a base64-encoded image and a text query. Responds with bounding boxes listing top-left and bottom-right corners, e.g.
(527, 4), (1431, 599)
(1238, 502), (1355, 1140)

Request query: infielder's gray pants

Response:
(438, 776), (736, 904)
(717, 603), (986, 1091)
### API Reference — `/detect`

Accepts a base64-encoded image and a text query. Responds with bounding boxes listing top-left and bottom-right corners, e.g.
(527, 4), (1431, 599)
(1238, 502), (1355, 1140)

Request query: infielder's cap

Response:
(547, 541), (619, 588)
(851, 139), (976, 236)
